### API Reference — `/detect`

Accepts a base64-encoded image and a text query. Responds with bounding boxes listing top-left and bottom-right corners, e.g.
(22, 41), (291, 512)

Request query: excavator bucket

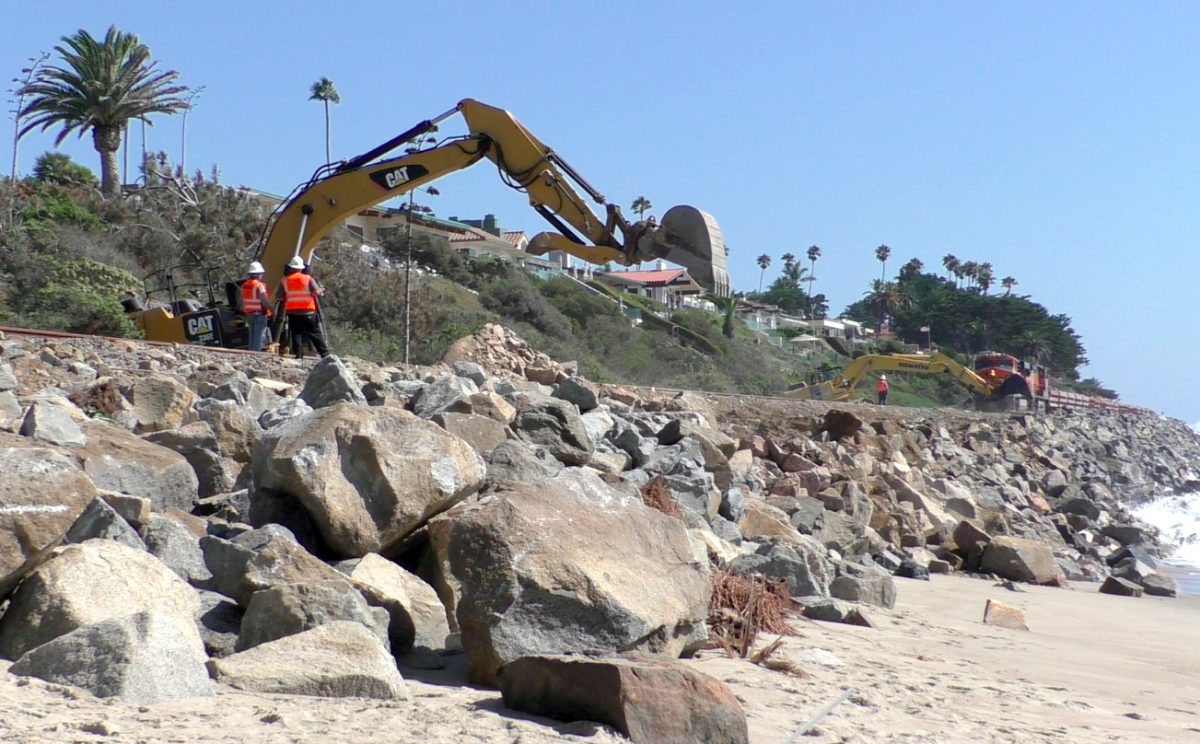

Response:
(658, 205), (731, 297)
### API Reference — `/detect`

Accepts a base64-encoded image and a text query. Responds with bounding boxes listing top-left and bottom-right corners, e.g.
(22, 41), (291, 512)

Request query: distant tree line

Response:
(843, 255), (1086, 377)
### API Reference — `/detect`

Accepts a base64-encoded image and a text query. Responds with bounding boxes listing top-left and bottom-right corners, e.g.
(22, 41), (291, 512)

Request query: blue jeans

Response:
(247, 313), (270, 352)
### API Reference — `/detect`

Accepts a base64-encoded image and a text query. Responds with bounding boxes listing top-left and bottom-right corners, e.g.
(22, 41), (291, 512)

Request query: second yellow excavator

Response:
(133, 99), (730, 347)
(784, 351), (1037, 410)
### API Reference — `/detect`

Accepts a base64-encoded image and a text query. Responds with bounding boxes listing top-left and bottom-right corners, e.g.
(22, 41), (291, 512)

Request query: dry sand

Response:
(0, 575), (1196, 743)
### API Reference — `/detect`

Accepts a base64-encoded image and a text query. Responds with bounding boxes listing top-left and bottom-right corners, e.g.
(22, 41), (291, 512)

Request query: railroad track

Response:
(0, 325), (271, 358)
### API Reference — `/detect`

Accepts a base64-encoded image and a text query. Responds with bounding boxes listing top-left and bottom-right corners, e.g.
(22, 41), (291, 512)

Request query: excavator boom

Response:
(258, 99), (730, 296)
(133, 99), (730, 348)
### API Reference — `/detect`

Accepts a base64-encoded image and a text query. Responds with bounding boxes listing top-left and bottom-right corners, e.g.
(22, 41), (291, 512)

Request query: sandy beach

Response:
(0, 574), (1195, 744)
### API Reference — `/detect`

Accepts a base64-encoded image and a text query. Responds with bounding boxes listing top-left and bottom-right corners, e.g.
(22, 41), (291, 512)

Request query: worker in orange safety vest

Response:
(277, 256), (329, 358)
(241, 261), (272, 352)
(876, 374), (889, 406)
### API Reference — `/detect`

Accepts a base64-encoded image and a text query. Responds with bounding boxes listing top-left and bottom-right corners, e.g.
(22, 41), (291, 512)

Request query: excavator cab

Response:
(132, 265), (249, 349)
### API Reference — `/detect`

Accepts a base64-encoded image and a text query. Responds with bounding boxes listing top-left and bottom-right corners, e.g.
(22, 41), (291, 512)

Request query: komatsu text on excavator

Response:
(132, 99), (730, 348)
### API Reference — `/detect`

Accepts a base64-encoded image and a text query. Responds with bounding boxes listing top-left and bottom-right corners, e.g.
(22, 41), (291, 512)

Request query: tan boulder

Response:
(983, 599), (1029, 631)
(342, 553), (450, 652)
(123, 374), (196, 433)
(207, 622), (408, 700)
(253, 404), (486, 558)
(0, 445), (97, 596)
(448, 470), (711, 687)
(980, 536), (1066, 586)
(738, 499), (804, 543)
(432, 412), (508, 454)
(0, 540), (202, 660)
(77, 419), (199, 512)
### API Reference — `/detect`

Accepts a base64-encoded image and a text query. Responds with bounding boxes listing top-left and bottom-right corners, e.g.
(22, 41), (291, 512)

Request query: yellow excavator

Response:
(132, 99), (730, 347)
(784, 351), (1034, 410)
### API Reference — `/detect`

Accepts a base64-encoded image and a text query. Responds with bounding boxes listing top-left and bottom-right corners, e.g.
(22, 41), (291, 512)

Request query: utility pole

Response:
(180, 86), (204, 173)
(404, 190), (415, 365)
(7, 52), (49, 226)
(403, 183), (438, 365)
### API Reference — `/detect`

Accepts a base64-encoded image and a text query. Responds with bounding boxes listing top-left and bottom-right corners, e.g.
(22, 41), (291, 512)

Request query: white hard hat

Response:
(287, 256), (306, 270)
(248, 261), (265, 274)
(879, 374), (887, 380)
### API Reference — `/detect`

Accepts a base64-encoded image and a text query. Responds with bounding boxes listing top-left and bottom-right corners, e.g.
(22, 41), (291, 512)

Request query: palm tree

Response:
(899, 257), (923, 282)
(875, 244), (891, 281)
(960, 260), (979, 289)
(309, 77), (341, 164)
(755, 253), (771, 293)
(941, 254), (959, 282)
(863, 279), (904, 332)
(17, 25), (188, 196)
(809, 293), (829, 319)
(806, 245), (821, 306)
(631, 196), (653, 220)
(781, 252), (796, 271)
(782, 263), (809, 289)
(976, 265), (994, 295)
(706, 294), (739, 339)
(1001, 276), (1017, 295)
(1020, 328), (1052, 365)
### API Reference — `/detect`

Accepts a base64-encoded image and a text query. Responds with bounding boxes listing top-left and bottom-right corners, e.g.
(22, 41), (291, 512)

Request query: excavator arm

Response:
(257, 99), (730, 296)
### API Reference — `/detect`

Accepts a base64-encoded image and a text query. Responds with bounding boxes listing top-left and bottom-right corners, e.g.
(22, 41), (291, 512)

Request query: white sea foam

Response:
(1132, 491), (1200, 565)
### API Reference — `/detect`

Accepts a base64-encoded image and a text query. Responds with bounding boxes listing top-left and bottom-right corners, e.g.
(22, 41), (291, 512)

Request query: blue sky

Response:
(6, 2), (1199, 422)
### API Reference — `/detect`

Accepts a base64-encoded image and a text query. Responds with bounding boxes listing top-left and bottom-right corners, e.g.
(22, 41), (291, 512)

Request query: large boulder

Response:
(980, 536), (1066, 585)
(253, 404), (486, 558)
(0, 540), (202, 660)
(0, 363), (16, 392)
(188, 398), (258, 463)
(206, 621), (409, 700)
(78, 420), (200, 511)
(432, 412), (508, 454)
(727, 539), (834, 598)
(196, 589), (243, 658)
(143, 421), (235, 498)
(62, 496), (146, 551)
(123, 374), (197, 433)
(236, 579), (390, 652)
(448, 471), (710, 686)
(140, 514), (211, 584)
(20, 400), (87, 447)
(0, 446), (97, 596)
(552, 377), (599, 412)
(9, 611), (212, 704)
(258, 398), (312, 430)
(298, 355), (368, 409)
(209, 377), (281, 418)
(482, 440), (563, 491)
(208, 534), (346, 608)
(338, 553), (450, 652)
(829, 564), (897, 608)
(511, 399), (594, 465)
(499, 655), (748, 744)
(411, 375), (478, 419)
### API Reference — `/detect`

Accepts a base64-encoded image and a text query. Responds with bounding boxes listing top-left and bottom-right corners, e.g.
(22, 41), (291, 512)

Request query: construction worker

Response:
(876, 374), (889, 406)
(241, 261), (272, 352)
(277, 256), (329, 359)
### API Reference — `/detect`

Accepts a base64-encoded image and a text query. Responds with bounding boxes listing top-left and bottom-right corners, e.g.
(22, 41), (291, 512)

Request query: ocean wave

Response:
(1133, 490), (1200, 565)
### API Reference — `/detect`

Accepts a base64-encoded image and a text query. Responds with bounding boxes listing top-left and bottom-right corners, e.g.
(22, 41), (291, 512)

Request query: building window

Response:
(347, 225), (364, 238)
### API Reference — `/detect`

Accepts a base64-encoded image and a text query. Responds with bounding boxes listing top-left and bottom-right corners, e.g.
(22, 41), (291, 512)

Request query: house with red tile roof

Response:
(596, 260), (705, 306)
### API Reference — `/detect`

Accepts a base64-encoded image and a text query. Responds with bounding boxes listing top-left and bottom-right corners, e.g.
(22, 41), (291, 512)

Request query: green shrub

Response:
(0, 253), (140, 337)
(478, 276), (573, 340)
